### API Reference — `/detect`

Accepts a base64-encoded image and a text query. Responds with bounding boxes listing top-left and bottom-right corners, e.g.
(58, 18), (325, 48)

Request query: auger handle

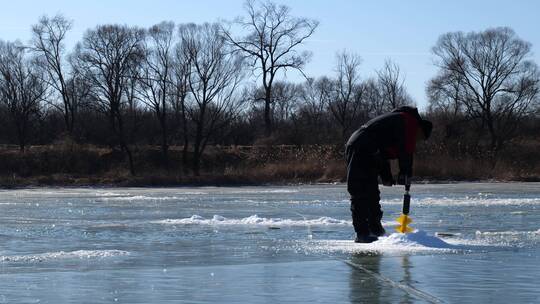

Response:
(403, 192), (410, 215)
(405, 176), (411, 192)
(403, 176), (411, 215)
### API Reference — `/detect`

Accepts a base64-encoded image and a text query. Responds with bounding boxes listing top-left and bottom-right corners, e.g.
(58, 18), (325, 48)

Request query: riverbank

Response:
(1, 143), (539, 188)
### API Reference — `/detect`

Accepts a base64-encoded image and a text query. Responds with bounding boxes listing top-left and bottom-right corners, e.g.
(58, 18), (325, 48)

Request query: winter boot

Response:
(368, 207), (385, 237)
(369, 221), (386, 237)
(354, 233), (378, 243)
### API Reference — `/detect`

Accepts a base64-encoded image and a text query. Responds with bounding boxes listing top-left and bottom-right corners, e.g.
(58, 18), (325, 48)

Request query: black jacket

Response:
(346, 106), (422, 181)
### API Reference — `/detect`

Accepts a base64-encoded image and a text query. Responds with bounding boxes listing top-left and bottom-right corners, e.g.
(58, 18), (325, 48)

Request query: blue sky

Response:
(1, 0), (539, 109)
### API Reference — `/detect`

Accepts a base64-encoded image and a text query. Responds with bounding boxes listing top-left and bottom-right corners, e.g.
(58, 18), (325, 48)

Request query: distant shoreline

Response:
(2, 177), (538, 190)
(1, 144), (538, 189)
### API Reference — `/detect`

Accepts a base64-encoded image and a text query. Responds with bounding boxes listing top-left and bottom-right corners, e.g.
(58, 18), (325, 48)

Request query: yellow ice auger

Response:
(396, 177), (414, 233)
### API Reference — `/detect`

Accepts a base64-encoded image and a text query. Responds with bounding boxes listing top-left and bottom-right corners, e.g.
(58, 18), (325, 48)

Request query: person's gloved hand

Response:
(382, 178), (395, 187)
(397, 173), (410, 185)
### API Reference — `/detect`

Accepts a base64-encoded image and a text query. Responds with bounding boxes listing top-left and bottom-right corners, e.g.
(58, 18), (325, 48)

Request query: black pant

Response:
(346, 145), (383, 235)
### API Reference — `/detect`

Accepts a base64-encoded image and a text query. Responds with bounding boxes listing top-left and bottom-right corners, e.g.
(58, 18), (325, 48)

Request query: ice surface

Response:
(1, 183), (539, 303)
(381, 197), (540, 206)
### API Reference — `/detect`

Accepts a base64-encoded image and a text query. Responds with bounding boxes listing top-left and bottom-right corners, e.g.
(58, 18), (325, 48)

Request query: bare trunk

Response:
(264, 88), (272, 137)
(182, 141), (189, 174)
(192, 121), (203, 176)
(18, 140), (26, 152)
(15, 117), (28, 152)
(181, 103), (189, 174)
(121, 140), (135, 176)
(115, 107), (136, 176)
(160, 115), (169, 166)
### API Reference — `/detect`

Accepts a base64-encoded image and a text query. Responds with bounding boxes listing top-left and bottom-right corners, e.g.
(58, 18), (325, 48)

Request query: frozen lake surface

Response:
(0, 183), (539, 303)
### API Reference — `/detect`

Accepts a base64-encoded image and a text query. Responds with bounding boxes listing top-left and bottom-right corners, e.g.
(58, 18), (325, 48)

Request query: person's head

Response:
(391, 106), (432, 141)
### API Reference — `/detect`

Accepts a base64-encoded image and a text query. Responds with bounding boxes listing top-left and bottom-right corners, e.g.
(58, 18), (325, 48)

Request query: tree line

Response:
(0, 0), (538, 177)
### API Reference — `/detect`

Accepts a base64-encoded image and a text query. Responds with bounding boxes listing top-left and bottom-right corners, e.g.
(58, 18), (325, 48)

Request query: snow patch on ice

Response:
(224, 189), (300, 194)
(97, 192), (126, 197)
(303, 230), (458, 254)
(475, 229), (540, 238)
(100, 195), (184, 201)
(470, 229), (540, 247)
(155, 214), (384, 227)
(510, 211), (528, 215)
(379, 230), (454, 248)
(1, 250), (130, 263)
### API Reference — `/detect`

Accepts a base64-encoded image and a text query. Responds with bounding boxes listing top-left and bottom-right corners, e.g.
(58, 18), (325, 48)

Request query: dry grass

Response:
(0, 142), (538, 187)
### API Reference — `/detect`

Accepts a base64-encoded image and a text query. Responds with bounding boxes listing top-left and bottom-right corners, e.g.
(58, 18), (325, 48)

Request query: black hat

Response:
(421, 119), (433, 139)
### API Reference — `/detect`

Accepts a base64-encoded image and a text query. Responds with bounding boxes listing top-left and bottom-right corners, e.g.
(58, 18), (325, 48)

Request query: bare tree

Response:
(180, 23), (244, 175)
(138, 21), (175, 164)
(298, 77), (332, 127)
(327, 51), (366, 140)
(250, 80), (299, 126)
(123, 63), (144, 144)
(31, 14), (77, 135)
(223, 0), (318, 136)
(431, 27), (540, 151)
(427, 70), (464, 118)
(66, 57), (92, 116)
(361, 77), (384, 116)
(427, 71), (470, 133)
(0, 41), (47, 151)
(271, 81), (300, 123)
(426, 71), (469, 139)
(171, 39), (192, 172)
(376, 59), (413, 111)
(75, 25), (145, 175)
(294, 77), (334, 143)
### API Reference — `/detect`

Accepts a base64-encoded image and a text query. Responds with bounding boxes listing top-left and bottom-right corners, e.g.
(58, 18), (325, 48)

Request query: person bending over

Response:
(345, 106), (432, 243)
